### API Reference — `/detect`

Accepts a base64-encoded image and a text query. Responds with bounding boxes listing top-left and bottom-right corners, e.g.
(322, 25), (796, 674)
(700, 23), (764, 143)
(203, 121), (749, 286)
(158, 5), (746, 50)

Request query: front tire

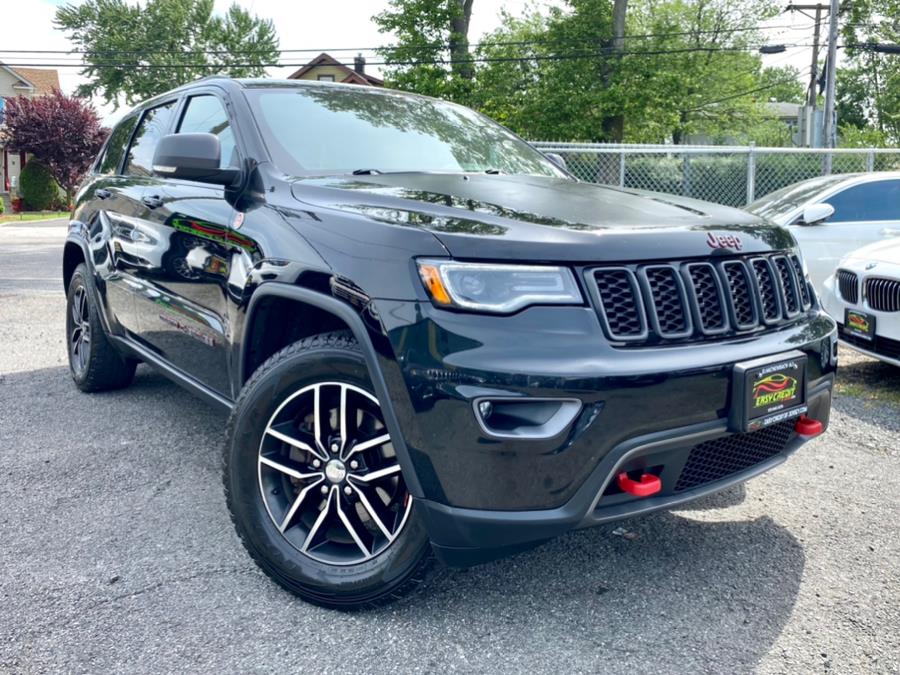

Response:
(66, 263), (136, 392)
(224, 332), (433, 609)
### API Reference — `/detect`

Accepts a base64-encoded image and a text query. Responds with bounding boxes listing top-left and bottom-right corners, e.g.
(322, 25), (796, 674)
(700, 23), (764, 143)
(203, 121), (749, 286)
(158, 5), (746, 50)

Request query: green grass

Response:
(0, 211), (69, 223)
(835, 350), (900, 405)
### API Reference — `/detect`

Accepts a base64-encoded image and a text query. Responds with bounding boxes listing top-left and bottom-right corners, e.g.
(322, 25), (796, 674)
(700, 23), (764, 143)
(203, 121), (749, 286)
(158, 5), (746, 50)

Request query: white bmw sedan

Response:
(745, 172), (900, 294)
(820, 238), (900, 368)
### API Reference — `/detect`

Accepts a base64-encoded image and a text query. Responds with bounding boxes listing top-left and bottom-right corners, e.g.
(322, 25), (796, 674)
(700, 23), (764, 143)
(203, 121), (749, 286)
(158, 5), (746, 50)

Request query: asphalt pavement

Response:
(1, 219), (898, 673)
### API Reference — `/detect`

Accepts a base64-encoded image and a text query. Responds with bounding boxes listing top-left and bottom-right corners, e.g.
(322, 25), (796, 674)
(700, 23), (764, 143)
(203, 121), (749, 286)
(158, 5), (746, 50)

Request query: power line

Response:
(0, 22), (822, 56)
(0, 43), (820, 69)
(686, 68), (813, 110)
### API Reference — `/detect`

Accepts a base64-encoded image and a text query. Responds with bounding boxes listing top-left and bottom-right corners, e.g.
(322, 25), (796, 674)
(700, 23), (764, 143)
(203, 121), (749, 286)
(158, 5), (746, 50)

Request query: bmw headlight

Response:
(417, 259), (582, 313)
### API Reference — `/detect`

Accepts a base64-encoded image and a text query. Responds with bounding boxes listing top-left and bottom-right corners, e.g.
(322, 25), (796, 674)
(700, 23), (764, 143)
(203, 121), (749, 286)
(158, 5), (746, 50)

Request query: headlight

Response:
(417, 259), (582, 313)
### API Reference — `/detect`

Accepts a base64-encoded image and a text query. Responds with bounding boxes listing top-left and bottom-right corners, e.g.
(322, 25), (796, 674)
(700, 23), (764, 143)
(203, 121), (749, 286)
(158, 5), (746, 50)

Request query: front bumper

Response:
(418, 380), (831, 566)
(820, 270), (900, 366)
(370, 300), (837, 562)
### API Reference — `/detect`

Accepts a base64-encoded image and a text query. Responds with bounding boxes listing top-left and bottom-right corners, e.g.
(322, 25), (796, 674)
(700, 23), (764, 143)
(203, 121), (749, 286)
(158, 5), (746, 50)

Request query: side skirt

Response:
(109, 334), (234, 414)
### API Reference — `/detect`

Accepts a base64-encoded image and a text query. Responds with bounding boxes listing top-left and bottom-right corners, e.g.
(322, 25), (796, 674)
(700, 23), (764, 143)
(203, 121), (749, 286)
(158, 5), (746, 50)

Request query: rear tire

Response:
(65, 263), (136, 392)
(224, 332), (434, 609)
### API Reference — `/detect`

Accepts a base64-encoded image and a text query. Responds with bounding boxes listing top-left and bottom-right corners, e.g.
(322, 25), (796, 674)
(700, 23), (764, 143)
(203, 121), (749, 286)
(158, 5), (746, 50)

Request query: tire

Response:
(224, 332), (434, 609)
(66, 263), (137, 392)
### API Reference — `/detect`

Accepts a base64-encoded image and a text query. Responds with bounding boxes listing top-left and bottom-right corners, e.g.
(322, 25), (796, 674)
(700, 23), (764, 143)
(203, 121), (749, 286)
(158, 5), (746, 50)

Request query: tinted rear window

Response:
(98, 116), (137, 175)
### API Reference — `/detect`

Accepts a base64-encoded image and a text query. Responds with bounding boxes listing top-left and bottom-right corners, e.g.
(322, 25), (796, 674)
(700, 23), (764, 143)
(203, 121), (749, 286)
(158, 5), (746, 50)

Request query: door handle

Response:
(141, 194), (163, 209)
(880, 228), (900, 237)
(95, 188), (112, 200)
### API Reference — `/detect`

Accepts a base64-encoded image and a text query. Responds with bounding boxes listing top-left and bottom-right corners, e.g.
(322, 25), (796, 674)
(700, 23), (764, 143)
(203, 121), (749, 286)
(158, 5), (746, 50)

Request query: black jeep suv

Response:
(64, 77), (837, 608)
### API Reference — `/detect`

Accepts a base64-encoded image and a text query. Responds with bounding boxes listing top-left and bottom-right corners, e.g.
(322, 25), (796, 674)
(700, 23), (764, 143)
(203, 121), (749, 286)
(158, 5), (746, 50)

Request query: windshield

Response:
(246, 85), (564, 178)
(745, 175), (850, 222)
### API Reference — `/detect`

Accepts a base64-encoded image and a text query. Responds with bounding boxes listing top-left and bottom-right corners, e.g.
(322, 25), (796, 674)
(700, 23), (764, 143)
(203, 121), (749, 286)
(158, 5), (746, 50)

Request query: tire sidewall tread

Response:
(66, 264), (136, 393)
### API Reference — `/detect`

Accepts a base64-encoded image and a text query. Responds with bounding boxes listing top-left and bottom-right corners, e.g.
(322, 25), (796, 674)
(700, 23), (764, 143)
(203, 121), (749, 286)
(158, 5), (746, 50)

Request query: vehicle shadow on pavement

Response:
(412, 509), (803, 671)
(0, 364), (804, 673)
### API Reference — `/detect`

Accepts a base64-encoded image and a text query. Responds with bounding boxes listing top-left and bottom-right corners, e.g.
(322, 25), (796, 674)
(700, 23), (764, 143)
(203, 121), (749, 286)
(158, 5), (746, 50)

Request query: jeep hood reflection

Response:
(290, 172), (795, 262)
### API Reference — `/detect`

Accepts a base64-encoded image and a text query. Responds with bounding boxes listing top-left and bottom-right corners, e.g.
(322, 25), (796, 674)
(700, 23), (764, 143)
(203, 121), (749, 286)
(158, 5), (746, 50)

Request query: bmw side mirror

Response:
(544, 152), (568, 171)
(152, 133), (240, 186)
(800, 203), (835, 226)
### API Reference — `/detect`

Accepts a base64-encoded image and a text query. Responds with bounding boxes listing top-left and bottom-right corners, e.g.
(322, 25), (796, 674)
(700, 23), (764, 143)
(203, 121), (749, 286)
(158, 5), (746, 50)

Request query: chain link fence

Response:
(532, 142), (900, 207)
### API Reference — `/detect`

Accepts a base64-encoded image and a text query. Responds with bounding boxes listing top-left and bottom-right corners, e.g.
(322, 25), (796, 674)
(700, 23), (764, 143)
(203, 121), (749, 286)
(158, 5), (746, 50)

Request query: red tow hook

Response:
(795, 414), (824, 439)
(617, 472), (662, 498)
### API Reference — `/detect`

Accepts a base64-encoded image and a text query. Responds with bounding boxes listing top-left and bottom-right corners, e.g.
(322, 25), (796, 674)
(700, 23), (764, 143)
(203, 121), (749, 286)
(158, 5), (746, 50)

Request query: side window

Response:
(177, 95), (238, 168)
(98, 116), (137, 175)
(824, 180), (900, 222)
(124, 101), (178, 177)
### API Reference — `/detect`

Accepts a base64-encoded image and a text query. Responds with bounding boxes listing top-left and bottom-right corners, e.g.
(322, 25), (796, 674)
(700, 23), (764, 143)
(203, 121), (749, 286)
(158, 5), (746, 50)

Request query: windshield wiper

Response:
(351, 168), (382, 175)
(484, 169), (502, 175)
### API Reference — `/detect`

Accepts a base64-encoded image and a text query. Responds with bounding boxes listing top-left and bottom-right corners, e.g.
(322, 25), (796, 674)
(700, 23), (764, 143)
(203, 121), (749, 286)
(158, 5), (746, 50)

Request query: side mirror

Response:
(544, 152), (568, 171)
(152, 133), (239, 186)
(801, 203), (835, 226)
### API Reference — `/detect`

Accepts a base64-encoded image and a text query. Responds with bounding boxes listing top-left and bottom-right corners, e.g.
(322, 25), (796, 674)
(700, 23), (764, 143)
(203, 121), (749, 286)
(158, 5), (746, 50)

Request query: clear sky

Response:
(3, 0), (829, 126)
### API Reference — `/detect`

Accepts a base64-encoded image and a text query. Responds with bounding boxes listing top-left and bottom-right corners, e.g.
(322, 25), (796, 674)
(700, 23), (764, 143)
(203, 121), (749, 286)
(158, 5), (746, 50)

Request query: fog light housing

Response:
(477, 400), (493, 420)
(473, 397), (582, 440)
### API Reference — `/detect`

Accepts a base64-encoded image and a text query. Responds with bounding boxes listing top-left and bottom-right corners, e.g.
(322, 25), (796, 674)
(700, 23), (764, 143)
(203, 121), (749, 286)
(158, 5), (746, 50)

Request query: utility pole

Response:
(822, 0), (840, 172)
(807, 6), (823, 108)
(601, 0), (629, 143)
(787, 3), (829, 146)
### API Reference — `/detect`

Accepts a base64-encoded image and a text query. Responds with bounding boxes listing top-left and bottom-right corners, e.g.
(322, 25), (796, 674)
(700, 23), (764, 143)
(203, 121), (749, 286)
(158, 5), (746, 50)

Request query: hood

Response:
(290, 173), (796, 262)
(844, 236), (900, 265)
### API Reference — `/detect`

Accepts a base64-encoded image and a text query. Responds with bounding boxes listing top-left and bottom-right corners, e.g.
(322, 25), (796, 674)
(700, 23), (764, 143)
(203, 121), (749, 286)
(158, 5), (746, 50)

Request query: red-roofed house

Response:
(287, 53), (383, 87)
(1, 64), (61, 200)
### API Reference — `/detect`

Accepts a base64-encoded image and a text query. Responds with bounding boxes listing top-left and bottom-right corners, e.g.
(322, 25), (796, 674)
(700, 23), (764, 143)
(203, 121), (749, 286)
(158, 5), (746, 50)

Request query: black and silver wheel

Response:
(69, 283), (92, 378)
(66, 263), (136, 392)
(225, 333), (433, 608)
(258, 381), (413, 565)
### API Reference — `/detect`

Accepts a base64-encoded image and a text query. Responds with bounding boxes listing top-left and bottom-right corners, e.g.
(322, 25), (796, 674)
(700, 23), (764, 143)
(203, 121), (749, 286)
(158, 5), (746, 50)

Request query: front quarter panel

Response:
(274, 195), (448, 301)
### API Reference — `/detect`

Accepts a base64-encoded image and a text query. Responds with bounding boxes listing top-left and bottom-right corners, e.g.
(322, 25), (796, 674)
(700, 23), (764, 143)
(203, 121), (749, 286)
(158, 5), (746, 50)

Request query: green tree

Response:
(55, 0), (278, 107)
(841, 0), (900, 143)
(836, 66), (871, 131)
(19, 161), (60, 211)
(374, 0), (475, 102)
(758, 66), (806, 104)
(471, 0), (782, 143)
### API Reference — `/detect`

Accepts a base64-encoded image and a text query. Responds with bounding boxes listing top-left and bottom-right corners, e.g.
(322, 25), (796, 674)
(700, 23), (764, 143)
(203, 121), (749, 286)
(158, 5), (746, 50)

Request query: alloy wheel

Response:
(257, 382), (413, 565)
(69, 285), (91, 377)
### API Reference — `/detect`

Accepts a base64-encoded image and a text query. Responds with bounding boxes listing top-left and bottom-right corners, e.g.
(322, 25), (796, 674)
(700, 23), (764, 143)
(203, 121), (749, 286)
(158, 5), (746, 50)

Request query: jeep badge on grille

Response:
(706, 232), (743, 251)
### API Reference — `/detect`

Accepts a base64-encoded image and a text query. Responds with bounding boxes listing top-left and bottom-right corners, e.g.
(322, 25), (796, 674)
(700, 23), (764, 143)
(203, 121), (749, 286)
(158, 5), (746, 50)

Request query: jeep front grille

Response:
(865, 276), (900, 312)
(836, 269), (859, 304)
(588, 252), (812, 345)
(593, 268), (647, 340)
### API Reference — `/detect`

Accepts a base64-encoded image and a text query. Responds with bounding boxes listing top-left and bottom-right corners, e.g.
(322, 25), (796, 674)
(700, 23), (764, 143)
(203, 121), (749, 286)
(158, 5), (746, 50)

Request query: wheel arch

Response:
(63, 238), (88, 292)
(239, 283), (424, 498)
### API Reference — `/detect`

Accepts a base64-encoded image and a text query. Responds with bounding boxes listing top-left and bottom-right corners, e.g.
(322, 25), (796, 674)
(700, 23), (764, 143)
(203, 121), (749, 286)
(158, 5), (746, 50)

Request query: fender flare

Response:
(64, 230), (118, 338)
(63, 232), (91, 289)
(241, 283), (424, 498)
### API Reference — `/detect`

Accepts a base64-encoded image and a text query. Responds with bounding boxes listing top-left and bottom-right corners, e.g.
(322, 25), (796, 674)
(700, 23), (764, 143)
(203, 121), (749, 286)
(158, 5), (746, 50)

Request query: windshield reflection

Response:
(246, 84), (564, 178)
